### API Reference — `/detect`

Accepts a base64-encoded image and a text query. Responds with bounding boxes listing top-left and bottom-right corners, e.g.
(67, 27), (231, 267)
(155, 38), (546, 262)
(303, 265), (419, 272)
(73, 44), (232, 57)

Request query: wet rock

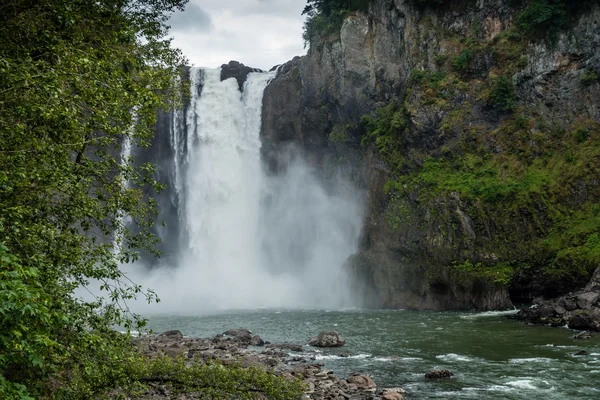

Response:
(220, 61), (262, 91)
(574, 350), (588, 356)
(382, 391), (404, 400)
(223, 328), (253, 340)
(573, 331), (593, 340)
(425, 369), (454, 379)
(517, 268), (600, 331)
(568, 310), (600, 331)
(158, 330), (183, 339)
(346, 374), (376, 391)
(308, 331), (346, 348)
(382, 387), (406, 395)
(250, 335), (265, 346)
(266, 343), (304, 352)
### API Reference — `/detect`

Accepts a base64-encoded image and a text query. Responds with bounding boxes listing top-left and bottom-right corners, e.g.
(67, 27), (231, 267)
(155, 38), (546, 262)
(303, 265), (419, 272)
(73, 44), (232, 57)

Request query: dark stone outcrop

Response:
(222, 328), (265, 346)
(266, 343), (304, 352)
(516, 268), (600, 331)
(308, 331), (346, 348)
(220, 60), (263, 91)
(425, 369), (454, 379)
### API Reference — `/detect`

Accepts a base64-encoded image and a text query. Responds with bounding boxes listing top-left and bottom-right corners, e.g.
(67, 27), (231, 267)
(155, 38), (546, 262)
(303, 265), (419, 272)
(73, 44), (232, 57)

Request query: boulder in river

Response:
(568, 310), (600, 331)
(307, 331), (346, 347)
(425, 369), (454, 379)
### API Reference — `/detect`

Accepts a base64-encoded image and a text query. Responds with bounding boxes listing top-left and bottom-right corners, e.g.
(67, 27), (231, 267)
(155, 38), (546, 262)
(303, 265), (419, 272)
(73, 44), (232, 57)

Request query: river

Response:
(143, 309), (600, 399)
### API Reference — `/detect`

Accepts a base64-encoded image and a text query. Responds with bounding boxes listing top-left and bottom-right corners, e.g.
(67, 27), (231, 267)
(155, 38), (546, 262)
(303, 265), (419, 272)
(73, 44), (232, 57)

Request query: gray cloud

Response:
(168, 0), (306, 70)
(169, 3), (214, 33)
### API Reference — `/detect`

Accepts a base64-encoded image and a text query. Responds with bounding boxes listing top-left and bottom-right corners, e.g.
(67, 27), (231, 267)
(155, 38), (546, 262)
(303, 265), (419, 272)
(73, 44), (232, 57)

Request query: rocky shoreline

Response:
(133, 329), (410, 399)
(515, 268), (600, 332)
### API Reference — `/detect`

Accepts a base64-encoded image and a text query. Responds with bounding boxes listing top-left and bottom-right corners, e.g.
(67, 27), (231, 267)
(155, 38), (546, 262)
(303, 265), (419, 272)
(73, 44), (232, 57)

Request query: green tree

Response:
(302, 0), (371, 46)
(0, 0), (188, 396)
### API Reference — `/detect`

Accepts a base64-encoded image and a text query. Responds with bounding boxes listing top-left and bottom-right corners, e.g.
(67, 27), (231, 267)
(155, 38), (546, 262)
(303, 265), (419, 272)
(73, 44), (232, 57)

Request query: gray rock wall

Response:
(261, 0), (600, 310)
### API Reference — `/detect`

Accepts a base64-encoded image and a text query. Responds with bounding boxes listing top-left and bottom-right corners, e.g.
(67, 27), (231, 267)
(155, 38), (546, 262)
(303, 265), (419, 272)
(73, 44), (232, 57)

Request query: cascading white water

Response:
(130, 67), (363, 313)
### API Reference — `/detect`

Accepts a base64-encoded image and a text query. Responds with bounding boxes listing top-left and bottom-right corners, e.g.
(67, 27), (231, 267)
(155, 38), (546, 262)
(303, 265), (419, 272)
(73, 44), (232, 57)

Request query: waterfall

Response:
(129, 67), (363, 313)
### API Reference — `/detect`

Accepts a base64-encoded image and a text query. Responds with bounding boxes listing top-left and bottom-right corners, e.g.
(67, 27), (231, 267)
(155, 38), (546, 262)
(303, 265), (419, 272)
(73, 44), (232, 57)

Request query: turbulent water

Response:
(127, 67), (363, 313)
(145, 310), (600, 399)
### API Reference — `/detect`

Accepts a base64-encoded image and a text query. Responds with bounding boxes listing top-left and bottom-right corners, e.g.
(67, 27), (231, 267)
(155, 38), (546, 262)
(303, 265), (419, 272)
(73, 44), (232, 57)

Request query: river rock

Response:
(346, 374), (376, 390)
(157, 330), (183, 339)
(382, 392), (404, 400)
(266, 343), (304, 352)
(573, 331), (593, 340)
(223, 328), (266, 345)
(568, 310), (600, 331)
(308, 331), (346, 347)
(425, 369), (454, 379)
(250, 335), (265, 346)
(516, 268), (600, 331)
(382, 388), (406, 400)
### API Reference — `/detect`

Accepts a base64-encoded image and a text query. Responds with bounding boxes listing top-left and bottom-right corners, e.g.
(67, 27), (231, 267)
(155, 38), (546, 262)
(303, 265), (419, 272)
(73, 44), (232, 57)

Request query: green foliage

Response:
(580, 69), (599, 86)
(0, 244), (58, 399)
(302, 0), (371, 46)
(403, 155), (551, 202)
(515, 0), (600, 40)
(451, 49), (473, 73)
(0, 2), (303, 397)
(410, 69), (446, 87)
(490, 75), (517, 111)
(517, 0), (568, 36)
(130, 356), (305, 400)
(329, 123), (354, 143)
(452, 260), (516, 285)
(360, 103), (409, 169)
(62, 352), (305, 400)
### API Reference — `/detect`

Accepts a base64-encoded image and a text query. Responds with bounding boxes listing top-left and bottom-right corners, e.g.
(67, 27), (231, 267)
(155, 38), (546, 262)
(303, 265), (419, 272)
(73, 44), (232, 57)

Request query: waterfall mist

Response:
(127, 67), (364, 314)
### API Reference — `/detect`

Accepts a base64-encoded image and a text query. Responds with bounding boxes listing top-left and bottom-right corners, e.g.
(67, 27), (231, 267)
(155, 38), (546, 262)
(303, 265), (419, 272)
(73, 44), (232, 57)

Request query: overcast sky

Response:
(167, 0), (307, 70)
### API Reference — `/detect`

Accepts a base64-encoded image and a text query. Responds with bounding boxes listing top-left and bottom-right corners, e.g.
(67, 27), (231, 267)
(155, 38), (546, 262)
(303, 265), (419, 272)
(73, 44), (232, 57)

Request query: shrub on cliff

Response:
(490, 75), (517, 111)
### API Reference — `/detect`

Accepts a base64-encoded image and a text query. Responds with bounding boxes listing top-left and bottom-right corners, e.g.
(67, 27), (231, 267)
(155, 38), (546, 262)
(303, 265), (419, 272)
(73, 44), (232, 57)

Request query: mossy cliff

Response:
(261, 0), (600, 310)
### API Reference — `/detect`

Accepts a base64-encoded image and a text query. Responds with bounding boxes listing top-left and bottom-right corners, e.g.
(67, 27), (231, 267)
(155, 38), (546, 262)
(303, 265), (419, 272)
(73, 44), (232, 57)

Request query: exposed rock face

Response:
(261, 0), (600, 310)
(220, 60), (263, 91)
(308, 331), (346, 347)
(516, 268), (600, 331)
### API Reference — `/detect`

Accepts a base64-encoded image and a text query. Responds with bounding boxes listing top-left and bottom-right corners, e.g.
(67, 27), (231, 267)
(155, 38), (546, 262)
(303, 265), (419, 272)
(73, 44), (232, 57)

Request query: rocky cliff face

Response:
(261, 0), (600, 310)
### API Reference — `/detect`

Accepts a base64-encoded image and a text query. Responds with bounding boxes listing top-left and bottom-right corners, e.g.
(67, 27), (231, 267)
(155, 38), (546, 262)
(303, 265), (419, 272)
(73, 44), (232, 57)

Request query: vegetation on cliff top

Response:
(0, 0), (302, 398)
(302, 0), (371, 46)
